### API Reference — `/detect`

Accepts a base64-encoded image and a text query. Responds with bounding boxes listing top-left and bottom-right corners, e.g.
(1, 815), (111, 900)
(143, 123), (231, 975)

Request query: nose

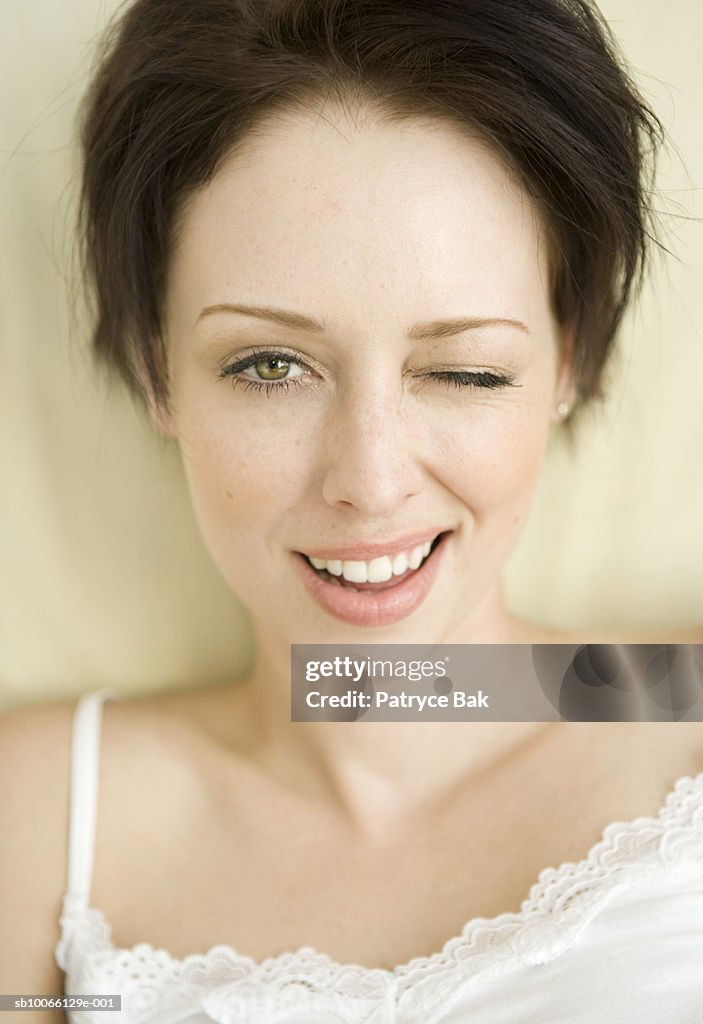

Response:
(320, 380), (425, 516)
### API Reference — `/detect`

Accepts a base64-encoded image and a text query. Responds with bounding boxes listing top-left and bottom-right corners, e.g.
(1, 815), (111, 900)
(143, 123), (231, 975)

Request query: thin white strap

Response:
(65, 688), (121, 912)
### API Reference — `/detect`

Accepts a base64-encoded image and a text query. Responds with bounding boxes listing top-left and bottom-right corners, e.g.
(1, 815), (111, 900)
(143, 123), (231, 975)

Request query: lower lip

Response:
(292, 533), (451, 627)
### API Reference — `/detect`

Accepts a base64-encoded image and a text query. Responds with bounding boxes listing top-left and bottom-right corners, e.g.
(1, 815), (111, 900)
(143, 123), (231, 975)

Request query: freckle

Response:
(226, 490), (233, 500)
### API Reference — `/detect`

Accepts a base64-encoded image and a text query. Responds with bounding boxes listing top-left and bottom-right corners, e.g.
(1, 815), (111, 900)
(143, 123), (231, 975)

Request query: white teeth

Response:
(391, 551), (408, 576)
(407, 544), (424, 570)
(342, 560), (368, 583)
(305, 535), (440, 581)
(367, 556), (393, 583)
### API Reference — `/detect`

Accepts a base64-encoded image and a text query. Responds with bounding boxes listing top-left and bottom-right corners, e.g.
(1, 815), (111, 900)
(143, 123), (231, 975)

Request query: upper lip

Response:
(296, 528), (450, 562)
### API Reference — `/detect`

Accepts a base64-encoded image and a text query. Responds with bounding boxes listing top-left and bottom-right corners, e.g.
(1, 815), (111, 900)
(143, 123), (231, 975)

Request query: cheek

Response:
(174, 409), (309, 601)
(427, 399), (550, 517)
(434, 409), (550, 587)
(176, 404), (314, 535)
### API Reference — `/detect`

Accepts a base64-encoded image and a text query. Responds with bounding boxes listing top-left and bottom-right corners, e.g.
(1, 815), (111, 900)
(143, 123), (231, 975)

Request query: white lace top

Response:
(55, 689), (703, 1023)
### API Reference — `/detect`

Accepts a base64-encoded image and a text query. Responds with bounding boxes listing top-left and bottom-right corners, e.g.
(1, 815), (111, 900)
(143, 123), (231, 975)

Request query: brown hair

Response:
(77, 0), (664, 446)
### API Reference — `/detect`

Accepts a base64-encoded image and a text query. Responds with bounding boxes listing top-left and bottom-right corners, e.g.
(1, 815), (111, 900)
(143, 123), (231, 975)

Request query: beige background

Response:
(1, 0), (702, 710)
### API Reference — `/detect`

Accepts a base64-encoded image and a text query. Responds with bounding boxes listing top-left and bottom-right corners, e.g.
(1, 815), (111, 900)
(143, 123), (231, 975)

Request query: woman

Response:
(1, 0), (702, 1021)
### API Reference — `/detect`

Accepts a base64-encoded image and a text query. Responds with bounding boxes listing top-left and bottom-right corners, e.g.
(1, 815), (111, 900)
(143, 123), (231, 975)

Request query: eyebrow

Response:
(195, 303), (529, 339)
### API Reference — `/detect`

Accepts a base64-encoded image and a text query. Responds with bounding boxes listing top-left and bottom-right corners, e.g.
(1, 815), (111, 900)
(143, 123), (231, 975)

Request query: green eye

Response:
(247, 356), (296, 381)
(218, 348), (310, 396)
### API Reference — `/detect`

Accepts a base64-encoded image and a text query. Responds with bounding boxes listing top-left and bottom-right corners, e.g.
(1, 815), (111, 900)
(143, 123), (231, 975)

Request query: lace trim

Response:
(55, 772), (703, 1017)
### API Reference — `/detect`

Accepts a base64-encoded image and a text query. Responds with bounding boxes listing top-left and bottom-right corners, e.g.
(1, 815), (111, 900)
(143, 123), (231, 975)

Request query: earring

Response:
(556, 400), (570, 418)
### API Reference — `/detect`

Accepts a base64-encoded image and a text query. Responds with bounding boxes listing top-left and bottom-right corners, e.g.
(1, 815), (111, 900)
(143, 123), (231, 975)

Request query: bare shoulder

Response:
(85, 686), (232, 863)
(0, 688), (215, 1018)
(100, 682), (237, 766)
(109, 680), (253, 758)
(0, 697), (78, 1019)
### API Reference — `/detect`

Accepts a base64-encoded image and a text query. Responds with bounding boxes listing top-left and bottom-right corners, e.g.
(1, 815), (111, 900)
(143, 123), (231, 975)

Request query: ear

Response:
(551, 325), (577, 423)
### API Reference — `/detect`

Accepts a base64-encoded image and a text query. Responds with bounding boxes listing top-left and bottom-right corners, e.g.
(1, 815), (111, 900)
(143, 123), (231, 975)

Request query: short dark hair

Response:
(77, 0), (664, 446)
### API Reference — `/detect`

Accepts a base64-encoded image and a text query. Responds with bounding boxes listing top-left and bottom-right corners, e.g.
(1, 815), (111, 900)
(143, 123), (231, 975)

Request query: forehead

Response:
(166, 102), (551, 330)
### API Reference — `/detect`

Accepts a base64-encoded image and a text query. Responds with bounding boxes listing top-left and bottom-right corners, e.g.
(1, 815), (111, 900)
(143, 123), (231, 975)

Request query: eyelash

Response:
(217, 347), (517, 396)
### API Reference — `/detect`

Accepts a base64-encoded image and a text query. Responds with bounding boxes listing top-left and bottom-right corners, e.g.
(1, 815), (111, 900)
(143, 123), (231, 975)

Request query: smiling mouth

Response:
(301, 531), (447, 592)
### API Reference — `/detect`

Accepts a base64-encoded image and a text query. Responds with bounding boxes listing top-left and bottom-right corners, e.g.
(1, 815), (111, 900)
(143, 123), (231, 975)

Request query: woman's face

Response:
(159, 101), (574, 645)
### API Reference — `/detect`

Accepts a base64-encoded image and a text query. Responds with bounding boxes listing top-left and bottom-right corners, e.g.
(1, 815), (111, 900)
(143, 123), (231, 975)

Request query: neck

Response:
(229, 584), (548, 835)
